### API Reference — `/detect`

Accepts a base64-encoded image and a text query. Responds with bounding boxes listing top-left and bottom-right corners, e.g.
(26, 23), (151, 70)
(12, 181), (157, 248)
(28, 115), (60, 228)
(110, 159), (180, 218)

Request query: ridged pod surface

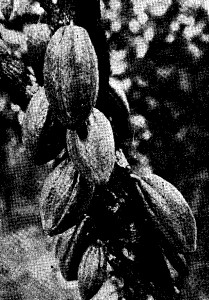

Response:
(43, 24), (99, 129)
(66, 108), (115, 184)
(22, 86), (65, 164)
(59, 216), (95, 282)
(131, 172), (197, 253)
(39, 158), (94, 236)
(78, 245), (107, 300)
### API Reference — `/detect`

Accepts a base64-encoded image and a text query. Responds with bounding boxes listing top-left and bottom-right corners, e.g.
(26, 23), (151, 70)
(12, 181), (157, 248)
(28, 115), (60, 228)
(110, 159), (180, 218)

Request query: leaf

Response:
(78, 244), (108, 300)
(39, 159), (95, 236)
(130, 172), (197, 253)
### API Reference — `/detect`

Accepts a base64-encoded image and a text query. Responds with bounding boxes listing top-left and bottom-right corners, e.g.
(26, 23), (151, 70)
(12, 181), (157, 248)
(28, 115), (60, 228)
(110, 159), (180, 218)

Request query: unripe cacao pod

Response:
(78, 245), (107, 300)
(43, 24), (99, 129)
(131, 172), (197, 253)
(66, 108), (115, 184)
(59, 216), (95, 281)
(39, 158), (94, 236)
(22, 86), (66, 165)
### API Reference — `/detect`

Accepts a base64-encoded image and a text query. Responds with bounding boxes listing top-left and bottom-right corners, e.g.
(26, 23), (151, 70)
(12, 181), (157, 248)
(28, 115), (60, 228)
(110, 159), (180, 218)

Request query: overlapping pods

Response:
(39, 158), (94, 236)
(43, 24), (99, 129)
(58, 216), (95, 282)
(66, 108), (115, 185)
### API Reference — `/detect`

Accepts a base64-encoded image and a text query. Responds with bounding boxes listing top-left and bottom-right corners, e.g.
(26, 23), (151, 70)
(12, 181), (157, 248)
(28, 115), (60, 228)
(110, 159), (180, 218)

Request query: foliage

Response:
(0, 0), (208, 299)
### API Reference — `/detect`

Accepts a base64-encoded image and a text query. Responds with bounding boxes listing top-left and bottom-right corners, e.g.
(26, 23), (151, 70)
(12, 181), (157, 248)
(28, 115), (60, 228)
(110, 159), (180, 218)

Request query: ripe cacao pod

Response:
(43, 24), (99, 129)
(66, 108), (115, 184)
(39, 158), (94, 236)
(78, 244), (107, 300)
(22, 86), (66, 165)
(130, 172), (197, 253)
(59, 216), (95, 281)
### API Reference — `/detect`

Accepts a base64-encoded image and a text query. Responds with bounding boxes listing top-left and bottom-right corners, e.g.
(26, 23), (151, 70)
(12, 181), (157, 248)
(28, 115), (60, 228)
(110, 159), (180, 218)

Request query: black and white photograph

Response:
(0, 0), (208, 299)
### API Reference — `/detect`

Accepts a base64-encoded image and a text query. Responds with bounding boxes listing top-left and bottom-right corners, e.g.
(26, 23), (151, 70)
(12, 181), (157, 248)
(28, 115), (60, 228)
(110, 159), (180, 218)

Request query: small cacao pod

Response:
(78, 244), (107, 300)
(22, 86), (66, 165)
(43, 24), (99, 129)
(39, 158), (94, 236)
(59, 216), (95, 281)
(66, 108), (115, 184)
(131, 172), (197, 253)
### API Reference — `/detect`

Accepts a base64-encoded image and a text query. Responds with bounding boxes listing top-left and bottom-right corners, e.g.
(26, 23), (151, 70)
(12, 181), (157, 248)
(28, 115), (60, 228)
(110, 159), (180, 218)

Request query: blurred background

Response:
(0, 0), (208, 299)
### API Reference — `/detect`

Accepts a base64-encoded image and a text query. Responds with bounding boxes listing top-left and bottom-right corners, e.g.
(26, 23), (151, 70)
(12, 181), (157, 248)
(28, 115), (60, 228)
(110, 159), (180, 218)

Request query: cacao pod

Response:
(39, 158), (94, 236)
(43, 24), (99, 129)
(66, 108), (115, 184)
(22, 86), (66, 165)
(54, 226), (75, 260)
(130, 172), (197, 253)
(59, 216), (95, 281)
(78, 244), (107, 300)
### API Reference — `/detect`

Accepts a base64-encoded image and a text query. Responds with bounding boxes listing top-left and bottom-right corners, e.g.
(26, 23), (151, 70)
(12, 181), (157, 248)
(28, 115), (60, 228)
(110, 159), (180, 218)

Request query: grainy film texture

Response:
(0, 0), (208, 299)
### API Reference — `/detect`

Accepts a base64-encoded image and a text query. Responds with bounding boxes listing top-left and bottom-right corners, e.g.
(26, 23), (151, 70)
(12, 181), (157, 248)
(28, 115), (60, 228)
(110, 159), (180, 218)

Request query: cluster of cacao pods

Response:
(21, 21), (197, 300)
